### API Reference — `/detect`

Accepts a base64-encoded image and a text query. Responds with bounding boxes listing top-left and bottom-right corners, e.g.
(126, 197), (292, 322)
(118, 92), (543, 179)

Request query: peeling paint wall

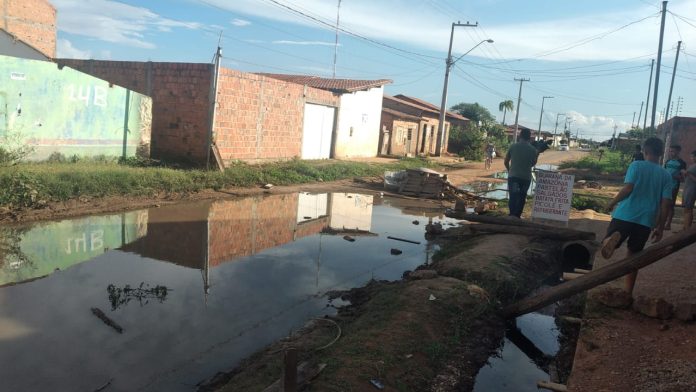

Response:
(0, 55), (151, 159)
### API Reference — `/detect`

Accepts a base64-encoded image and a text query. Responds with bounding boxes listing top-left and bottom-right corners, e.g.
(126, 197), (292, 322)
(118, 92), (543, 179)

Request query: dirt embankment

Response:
(200, 233), (568, 391)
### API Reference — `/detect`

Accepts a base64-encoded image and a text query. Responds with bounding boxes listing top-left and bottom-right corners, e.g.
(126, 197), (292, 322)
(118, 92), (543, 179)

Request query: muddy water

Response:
(0, 192), (457, 392)
(460, 164), (560, 200)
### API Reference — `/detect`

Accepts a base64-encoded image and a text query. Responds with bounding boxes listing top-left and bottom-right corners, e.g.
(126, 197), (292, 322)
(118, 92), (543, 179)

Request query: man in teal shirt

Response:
(602, 137), (673, 296)
(504, 129), (538, 217)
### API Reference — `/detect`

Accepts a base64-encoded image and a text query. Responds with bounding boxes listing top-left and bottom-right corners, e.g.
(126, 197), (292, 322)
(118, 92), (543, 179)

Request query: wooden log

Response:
(445, 211), (596, 240)
(90, 307), (123, 334)
(559, 316), (582, 324)
(444, 223), (595, 241)
(562, 272), (584, 281)
(503, 227), (696, 318)
(537, 380), (568, 392)
(573, 268), (591, 274)
(387, 236), (421, 244)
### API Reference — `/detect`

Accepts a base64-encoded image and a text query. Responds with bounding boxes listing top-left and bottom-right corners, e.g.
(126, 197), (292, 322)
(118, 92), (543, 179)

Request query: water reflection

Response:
(0, 211), (147, 287)
(0, 192), (453, 391)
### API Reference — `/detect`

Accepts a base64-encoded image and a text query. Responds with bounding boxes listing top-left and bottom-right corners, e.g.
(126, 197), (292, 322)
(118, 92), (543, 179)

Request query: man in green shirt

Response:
(504, 129), (538, 217)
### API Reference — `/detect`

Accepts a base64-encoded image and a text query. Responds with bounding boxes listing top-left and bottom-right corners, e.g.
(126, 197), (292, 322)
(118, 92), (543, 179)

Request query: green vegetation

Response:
(448, 102), (510, 160)
(558, 149), (628, 175)
(572, 193), (610, 213)
(0, 157), (434, 209)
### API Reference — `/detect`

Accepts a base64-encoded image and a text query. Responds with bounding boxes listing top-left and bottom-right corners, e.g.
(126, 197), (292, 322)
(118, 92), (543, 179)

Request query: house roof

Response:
(383, 94), (439, 116)
(393, 94), (469, 121)
(257, 73), (391, 93)
(382, 107), (422, 122)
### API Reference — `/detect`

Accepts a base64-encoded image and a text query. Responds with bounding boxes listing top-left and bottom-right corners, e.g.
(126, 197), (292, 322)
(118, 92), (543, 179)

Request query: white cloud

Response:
(273, 40), (337, 46)
(562, 110), (631, 140)
(56, 38), (91, 59)
(199, 0), (696, 61)
(231, 18), (251, 27)
(52, 0), (201, 49)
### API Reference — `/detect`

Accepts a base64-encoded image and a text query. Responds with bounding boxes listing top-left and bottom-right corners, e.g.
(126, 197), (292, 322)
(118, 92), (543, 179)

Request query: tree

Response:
(498, 100), (514, 125)
(450, 102), (495, 127)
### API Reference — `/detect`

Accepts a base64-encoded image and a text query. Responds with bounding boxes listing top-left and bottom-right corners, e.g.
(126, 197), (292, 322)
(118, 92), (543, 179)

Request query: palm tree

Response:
(498, 100), (514, 125)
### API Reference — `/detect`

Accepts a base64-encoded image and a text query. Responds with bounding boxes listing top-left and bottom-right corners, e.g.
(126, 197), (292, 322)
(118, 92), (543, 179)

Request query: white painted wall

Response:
(334, 86), (384, 158)
(0, 30), (49, 61)
(329, 193), (373, 232)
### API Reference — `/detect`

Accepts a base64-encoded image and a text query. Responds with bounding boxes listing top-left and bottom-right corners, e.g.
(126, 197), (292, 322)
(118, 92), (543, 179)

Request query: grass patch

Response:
(571, 193), (611, 213)
(558, 150), (628, 175)
(0, 157), (434, 209)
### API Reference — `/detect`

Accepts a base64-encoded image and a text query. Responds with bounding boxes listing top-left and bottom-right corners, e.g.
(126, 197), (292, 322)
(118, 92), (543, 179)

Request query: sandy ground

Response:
(565, 209), (696, 392)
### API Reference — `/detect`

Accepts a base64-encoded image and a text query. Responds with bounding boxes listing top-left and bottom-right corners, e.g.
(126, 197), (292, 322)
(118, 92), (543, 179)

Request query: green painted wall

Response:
(0, 210), (148, 286)
(0, 55), (151, 159)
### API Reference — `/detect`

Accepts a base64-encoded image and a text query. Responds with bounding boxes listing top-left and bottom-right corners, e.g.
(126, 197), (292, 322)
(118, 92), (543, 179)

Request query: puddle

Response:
(474, 281), (565, 392)
(0, 192), (457, 391)
(460, 164), (560, 200)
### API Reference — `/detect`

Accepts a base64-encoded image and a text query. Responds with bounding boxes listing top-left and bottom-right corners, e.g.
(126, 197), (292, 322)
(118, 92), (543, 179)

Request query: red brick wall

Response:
(214, 69), (339, 162)
(1, 0), (56, 58)
(208, 194), (300, 266)
(56, 59), (213, 163)
(661, 117), (696, 161)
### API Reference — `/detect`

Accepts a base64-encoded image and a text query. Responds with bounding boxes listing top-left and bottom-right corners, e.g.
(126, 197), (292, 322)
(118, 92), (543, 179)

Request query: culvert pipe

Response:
(561, 240), (599, 270)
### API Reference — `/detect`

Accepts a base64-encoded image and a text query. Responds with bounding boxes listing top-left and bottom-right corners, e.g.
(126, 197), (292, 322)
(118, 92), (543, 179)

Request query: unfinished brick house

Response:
(55, 60), (392, 165)
(659, 116), (696, 160)
(381, 94), (468, 157)
(259, 74), (391, 159)
(0, 0), (56, 60)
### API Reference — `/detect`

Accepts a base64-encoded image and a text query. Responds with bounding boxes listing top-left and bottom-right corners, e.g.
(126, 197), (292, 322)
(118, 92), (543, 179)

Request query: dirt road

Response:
(443, 150), (587, 186)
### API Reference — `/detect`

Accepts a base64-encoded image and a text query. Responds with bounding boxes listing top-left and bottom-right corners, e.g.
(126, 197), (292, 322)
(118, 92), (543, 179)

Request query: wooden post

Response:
(282, 347), (297, 392)
(503, 227), (696, 318)
(537, 380), (568, 391)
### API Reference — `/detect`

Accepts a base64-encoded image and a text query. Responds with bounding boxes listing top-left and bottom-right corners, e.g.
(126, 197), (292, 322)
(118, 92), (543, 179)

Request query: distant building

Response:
(381, 94), (468, 157)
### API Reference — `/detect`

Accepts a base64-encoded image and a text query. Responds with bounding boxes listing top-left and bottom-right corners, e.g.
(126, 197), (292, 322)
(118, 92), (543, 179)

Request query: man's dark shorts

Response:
(605, 218), (652, 253)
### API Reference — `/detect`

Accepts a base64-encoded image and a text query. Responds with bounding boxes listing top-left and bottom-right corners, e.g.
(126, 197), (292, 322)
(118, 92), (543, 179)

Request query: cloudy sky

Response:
(52, 0), (696, 140)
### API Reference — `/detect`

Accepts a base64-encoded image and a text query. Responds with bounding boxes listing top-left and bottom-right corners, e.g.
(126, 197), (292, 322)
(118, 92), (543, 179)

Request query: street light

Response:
(435, 38), (494, 156)
(537, 96), (553, 140)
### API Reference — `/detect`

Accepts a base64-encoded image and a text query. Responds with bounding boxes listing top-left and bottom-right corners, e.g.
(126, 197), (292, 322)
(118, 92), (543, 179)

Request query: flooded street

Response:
(0, 192), (457, 391)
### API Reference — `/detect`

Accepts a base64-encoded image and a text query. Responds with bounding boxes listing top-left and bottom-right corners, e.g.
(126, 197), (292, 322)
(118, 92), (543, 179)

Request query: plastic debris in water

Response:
(370, 379), (385, 390)
(429, 294), (437, 301)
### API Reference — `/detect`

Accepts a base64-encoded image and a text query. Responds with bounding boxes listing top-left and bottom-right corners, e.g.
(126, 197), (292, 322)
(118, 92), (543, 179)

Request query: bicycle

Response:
(485, 154), (493, 170)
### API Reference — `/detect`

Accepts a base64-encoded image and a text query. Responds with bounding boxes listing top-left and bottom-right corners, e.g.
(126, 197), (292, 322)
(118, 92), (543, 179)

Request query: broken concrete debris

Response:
(390, 248), (402, 255)
(595, 287), (633, 309)
(343, 235), (355, 242)
(674, 303), (696, 322)
(632, 296), (674, 320)
(407, 270), (438, 280)
(262, 184), (274, 189)
(384, 168), (488, 206)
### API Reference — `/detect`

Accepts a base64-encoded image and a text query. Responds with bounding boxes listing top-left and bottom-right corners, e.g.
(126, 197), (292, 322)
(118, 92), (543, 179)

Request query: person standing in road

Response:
(631, 144), (644, 162)
(504, 129), (538, 218)
(663, 145), (687, 230)
(601, 137), (673, 296)
(681, 150), (696, 231)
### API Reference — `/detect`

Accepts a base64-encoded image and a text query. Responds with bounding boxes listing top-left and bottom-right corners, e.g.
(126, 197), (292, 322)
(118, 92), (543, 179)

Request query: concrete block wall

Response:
(215, 68), (339, 163)
(0, 0), (56, 58)
(56, 59), (213, 163)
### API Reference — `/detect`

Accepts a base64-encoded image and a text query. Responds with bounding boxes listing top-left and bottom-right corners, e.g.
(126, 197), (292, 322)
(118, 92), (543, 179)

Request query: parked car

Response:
(558, 143), (569, 151)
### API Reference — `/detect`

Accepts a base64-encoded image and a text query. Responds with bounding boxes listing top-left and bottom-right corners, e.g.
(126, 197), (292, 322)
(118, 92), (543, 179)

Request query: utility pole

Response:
(537, 96), (553, 140)
(435, 21), (479, 156)
(636, 101), (644, 129)
(332, 0), (342, 79)
(553, 113), (565, 147)
(631, 112), (636, 128)
(513, 77), (530, 142)
(664, 41), (681, 125)
(611, 125), (618, 150)
(650, 1), (668, 130)
(643, 59), (655, 130)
